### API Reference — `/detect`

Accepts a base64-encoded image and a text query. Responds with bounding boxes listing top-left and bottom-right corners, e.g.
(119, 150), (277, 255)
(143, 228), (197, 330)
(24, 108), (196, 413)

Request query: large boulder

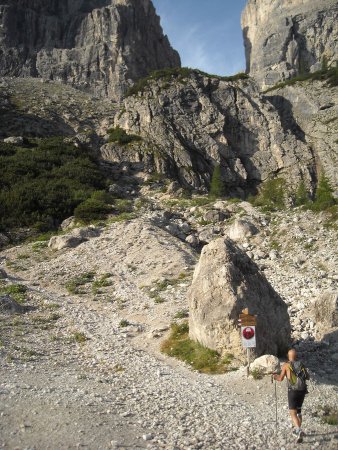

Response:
(0, 295), (26, 314)
(48, 234), (84, 251)
(48, 226), (101, 250)
(188, 238), (291, 360)
(0, 268), (7, 279)
(250, 355), (280, 375)
(4, 136), (24, 145)
(227, 219), (258, 242)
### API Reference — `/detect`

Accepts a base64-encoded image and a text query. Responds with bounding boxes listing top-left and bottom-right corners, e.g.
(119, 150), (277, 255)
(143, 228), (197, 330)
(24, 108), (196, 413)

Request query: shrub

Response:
(0, 283), (28, 304)
(294, 181), (310, 207)
(107, 126), (142, 145)
(311, 174), (336, 211)
(251, 178), (287, 211)
(209, 164), (225, 198)
(250, 368), (264, 380)
(72, 332), (88, 344)
(0, 137), (108, 232)
(161, 322), (234, 374)
(65, 272), (95, 295)
(74, 198), (112, 223)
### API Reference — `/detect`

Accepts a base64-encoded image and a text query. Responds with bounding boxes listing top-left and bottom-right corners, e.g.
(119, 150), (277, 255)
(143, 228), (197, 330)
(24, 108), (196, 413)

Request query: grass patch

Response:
(161, 322), (233, 374)
(174, 309), (189, 319)
(92, 273), (112, 294)
(72, 332), (88, 344)
(65, 272), (95, 295)
(320, 406), (338, 425)
(108, 212), (136, 223)
(250, 368), (264, 380)
(119, 319), (130, 328)
(0, 283), (28, 304)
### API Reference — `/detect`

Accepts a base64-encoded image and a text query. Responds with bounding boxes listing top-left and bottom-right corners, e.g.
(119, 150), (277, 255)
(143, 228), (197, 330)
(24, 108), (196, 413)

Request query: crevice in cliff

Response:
(264, 94), (306, 143)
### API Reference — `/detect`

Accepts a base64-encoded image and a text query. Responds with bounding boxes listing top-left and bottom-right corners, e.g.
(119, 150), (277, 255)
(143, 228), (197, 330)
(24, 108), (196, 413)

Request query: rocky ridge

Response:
(113, 71), (316, 193)
(0, 0), (180, 100)
(242, 0), (338, 89)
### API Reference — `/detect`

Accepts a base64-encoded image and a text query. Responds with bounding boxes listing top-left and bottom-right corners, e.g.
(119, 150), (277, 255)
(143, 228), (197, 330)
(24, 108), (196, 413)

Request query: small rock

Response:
(4, 136), (24, 145)
(142, 434), (154, 441)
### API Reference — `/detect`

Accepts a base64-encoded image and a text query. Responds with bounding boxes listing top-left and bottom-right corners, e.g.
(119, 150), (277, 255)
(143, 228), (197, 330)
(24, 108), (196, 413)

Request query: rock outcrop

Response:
(114, 71), (315, 193)
(188, 238), (291, 360)
(0, 0), (180, 100)
(242, 0), (338, 89)
(264, 79), (338, 188)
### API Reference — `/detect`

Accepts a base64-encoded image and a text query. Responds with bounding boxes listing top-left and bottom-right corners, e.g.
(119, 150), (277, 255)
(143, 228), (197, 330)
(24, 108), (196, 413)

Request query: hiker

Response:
(274, 348), (310, 444)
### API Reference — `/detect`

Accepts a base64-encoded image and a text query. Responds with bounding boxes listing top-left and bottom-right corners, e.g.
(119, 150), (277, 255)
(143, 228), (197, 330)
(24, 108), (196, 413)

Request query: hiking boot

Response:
(296, 430), (304, 444)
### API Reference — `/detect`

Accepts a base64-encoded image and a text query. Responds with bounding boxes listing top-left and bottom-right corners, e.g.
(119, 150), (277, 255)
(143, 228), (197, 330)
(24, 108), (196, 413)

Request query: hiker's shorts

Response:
(288, 389), (306, 413)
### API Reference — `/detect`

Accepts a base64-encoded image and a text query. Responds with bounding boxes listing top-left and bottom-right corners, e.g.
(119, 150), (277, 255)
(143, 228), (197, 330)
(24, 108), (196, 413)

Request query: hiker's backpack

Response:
(288, 361), (309, 391)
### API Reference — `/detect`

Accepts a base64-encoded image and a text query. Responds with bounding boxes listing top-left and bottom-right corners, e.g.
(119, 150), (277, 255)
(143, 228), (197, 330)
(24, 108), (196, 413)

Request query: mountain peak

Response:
(0, 0), (180, 99)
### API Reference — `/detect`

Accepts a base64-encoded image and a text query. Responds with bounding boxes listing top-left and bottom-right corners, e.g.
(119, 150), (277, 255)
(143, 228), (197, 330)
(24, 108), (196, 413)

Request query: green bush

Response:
(107, 126), (142, 145)
(0, 137), (108, 232)
(74, 198), (112, 223)
(311, 174), (336, 211)
(209, 164), (225, 198)
(161, 322), (234, 374)
(251, 178), (287, 211)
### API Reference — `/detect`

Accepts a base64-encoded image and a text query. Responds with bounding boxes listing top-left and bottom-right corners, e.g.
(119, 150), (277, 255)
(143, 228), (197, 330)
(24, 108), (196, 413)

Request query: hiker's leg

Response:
(297, 409), (302, 426)
(290, 409), (301, 428)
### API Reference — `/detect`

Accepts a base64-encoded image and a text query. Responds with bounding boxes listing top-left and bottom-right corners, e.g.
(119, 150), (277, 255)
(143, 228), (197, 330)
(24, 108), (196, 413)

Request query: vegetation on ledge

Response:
(107, 126), (142, 145)
(126, 67), (249, 97)
(263, 62), (338, 93)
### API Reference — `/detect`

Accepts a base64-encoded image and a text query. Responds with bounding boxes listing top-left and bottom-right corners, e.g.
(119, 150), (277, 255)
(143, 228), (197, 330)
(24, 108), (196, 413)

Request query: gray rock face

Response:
(188, 238), (291, 360)
(0, 0), (180, 100)
(115, 72), (314, 192)
(242, 0), (338, 89)
(264, 79), (338, 188)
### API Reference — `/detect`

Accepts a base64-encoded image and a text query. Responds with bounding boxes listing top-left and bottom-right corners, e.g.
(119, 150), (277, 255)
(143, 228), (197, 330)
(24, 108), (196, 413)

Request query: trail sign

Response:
(239, 309), (257, 348)
(241, 326), (256, 348)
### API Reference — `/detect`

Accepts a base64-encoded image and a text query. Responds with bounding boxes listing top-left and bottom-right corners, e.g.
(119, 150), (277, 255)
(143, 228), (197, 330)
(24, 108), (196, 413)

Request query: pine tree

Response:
(209, 164), (225, 198)
(294, 181), (309, 207)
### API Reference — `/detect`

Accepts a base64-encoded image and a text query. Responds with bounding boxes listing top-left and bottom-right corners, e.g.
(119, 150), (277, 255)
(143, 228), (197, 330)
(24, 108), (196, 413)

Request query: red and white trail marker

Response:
(241, 325), (256, 348)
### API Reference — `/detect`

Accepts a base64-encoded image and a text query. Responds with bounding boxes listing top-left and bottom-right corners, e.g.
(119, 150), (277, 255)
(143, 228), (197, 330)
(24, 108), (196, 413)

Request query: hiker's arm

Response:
(274, 364), (287, 382)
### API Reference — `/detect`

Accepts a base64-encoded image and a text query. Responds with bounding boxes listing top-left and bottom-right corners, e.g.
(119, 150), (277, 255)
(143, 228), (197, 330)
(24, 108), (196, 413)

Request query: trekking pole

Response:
(271, 374), (278, 431)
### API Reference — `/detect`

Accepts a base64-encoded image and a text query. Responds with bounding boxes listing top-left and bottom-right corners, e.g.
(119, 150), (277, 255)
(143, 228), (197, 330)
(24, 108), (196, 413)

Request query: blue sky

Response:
(152, 0), (248, 76)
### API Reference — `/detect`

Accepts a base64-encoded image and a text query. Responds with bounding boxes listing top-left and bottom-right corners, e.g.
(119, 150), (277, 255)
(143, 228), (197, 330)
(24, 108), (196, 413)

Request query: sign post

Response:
(238, 308), (257, 376)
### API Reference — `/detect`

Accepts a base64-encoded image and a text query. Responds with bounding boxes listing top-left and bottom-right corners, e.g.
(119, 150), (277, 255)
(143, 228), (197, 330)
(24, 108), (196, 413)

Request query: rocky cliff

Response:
(111, 70), (315, 195)
(242, 0), (338, 89)
(0, 0), (180, 100)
